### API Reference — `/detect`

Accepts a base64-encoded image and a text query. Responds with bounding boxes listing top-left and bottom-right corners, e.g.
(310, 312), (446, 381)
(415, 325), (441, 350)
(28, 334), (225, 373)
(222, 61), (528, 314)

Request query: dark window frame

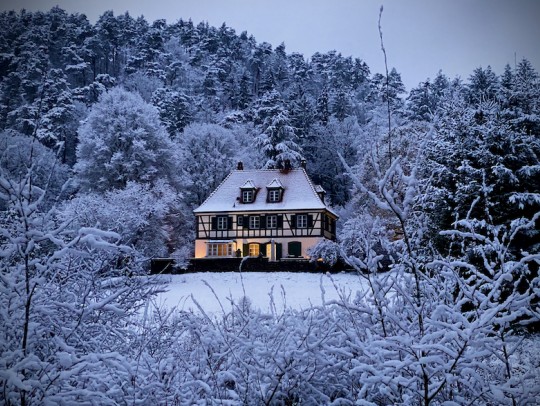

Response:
(249, 215), (260, 229)
(266, 214), (277, 228)
(242, 189), (254, 203)
(297, 214), (308, 228)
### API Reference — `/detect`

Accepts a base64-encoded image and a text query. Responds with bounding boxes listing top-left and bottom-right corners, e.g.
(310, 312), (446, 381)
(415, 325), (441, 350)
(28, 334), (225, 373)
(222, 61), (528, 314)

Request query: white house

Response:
(193, 162), (338, 260)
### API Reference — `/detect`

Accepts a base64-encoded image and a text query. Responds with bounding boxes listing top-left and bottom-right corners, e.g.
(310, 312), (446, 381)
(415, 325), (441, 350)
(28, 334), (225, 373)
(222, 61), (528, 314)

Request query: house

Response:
(193, 161), (338, 261)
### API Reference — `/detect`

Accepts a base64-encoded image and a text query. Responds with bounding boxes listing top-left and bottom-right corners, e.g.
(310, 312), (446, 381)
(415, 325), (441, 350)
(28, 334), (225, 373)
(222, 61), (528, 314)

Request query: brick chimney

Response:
(301, 159), (307, 169)
(284, 159), (292, 170)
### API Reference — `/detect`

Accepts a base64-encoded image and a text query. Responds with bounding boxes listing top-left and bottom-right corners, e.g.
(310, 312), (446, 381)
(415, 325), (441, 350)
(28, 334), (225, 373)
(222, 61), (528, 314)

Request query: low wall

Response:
(151, 257), (353, 274)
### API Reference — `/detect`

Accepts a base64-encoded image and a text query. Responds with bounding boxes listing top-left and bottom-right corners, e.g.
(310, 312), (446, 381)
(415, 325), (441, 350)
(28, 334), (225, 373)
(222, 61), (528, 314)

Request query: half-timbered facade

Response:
(193, 163), (338, 260)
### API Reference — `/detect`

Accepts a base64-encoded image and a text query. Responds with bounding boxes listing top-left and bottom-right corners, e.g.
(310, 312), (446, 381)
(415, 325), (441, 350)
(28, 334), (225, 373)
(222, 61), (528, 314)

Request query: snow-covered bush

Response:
(61, 180), (179, 259)
(0, 151), (163, 405)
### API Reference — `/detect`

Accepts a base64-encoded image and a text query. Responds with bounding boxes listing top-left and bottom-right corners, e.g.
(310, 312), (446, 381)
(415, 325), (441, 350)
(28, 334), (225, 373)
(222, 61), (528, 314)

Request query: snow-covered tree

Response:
(254, 90), (303, 168)
(0, 130), (70, 209)
(178, 123), (239, 207)
(151, 87), (193, 137)
(0, 139), (162, 404)
(75, 86), (180, 192)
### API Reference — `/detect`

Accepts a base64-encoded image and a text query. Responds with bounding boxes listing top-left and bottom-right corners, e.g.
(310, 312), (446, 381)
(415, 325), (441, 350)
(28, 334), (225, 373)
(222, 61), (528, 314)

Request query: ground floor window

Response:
(288, 241), (302, 257)
(249, 243), (260, 257)
(207, 242), (233, 257)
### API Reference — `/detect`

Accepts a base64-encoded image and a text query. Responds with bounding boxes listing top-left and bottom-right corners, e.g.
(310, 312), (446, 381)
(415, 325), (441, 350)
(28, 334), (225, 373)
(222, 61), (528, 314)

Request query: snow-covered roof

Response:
(194, 168), (337, 215)
(240, 180), (256, 189)
(266, 178), (283, 188)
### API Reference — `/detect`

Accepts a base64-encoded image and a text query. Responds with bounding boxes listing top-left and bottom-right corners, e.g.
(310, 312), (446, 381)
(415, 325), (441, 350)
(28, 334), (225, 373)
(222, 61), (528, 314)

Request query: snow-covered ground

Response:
(153, 271), (368, 315)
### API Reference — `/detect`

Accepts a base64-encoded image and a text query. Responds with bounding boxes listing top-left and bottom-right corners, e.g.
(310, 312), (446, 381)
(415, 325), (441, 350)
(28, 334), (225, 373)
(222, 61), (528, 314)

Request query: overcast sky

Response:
(2, 0), (539, 90)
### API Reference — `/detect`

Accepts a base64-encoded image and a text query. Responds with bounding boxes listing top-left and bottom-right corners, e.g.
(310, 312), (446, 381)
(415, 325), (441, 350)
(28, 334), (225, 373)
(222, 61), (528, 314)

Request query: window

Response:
(288, 241), (302, 257)
(217, 216), (228, 230)
(237, 216), (244, 226)
(207, 243), (233, 257)
(266, 215), (277, 229)
(268, 189), (281, 202)
(297, 214), (308, 228)
(242, 190), (254, 203)
(249, 215), (260, 229)
(249, 243), (260, 256)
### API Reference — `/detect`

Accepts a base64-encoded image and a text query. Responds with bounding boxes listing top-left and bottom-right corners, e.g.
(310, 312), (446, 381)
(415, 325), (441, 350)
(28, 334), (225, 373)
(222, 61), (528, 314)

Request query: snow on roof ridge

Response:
(232, 168), (304, 173)
(299, 167), (324, 201)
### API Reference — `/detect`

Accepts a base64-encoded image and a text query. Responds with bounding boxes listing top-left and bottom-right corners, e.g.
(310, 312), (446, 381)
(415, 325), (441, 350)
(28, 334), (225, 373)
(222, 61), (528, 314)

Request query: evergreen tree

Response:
(254, 90), (303, 168)
(151, 87), (192, 137)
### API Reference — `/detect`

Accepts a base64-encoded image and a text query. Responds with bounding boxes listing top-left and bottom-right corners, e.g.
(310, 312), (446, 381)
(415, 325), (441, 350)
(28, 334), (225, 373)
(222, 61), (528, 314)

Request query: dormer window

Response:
(268, 189), (281, 202)
(242, 189), (254, 203)
(240, 180), (257, 204)
(266, 178), (284, 203)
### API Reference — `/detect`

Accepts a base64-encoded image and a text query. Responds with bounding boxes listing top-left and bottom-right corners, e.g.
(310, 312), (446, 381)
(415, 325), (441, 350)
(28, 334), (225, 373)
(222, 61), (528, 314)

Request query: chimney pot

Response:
(301, 159), (307, 169)
(284, 159), (291, 170)
(237, 161), (244, 170)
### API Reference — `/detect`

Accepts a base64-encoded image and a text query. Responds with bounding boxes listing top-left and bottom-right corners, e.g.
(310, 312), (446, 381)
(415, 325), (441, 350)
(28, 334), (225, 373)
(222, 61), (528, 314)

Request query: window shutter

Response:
(228, 216), (233, 230)
(243, 216), (249, 228)
(307, 215), (314, 228)
(277, 215), (283, 228)
(211, 217), (217, 230)
(243, 244), (249, 256)
(276, 243), (282, 259)
(260, 243), (267, 257)
(291, 215), (297, 228)
(260, 215), (266, 229)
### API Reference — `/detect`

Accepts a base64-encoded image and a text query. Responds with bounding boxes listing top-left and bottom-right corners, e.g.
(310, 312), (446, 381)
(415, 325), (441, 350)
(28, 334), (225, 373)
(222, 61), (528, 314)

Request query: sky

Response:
(2, 0), (539, 90)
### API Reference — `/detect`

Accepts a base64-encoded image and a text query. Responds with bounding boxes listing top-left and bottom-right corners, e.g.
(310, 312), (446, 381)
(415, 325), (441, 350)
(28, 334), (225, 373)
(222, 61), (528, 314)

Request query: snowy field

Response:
(153, 271), (368, 315)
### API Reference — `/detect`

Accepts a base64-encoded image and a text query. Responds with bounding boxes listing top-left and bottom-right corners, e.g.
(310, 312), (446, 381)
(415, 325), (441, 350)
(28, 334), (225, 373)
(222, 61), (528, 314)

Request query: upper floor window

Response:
(249, 215), (260, 229)
(242, 190), (254, 203)
(268, 189), (281, 202)
(266, 215), (277, 229)
(217, 216), (228, 230)
(296, 214), (308, 228)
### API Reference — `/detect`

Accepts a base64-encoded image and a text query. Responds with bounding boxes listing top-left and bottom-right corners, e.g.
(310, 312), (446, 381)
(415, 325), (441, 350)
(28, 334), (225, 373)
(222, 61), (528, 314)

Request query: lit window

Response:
(207, 243), (233, 257)
(268, 189), (281, 202)
(217, 216), (228, 230)
(249, 243), (260, 256)
(266, 215), (277, 228)
(242, 190), (254, 203)
(249, 216), (260, 229)
(297, 214), (308, 228)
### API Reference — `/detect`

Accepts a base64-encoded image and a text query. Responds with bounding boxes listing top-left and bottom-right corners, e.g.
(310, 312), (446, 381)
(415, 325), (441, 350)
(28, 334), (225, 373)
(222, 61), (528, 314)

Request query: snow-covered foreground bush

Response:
(135, 273), (540, 405)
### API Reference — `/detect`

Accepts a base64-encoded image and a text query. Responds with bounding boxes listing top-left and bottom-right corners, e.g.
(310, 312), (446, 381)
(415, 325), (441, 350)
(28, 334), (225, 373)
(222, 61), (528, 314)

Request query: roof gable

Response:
(266, 178), (284, 189)
(240, 180), (256, 189)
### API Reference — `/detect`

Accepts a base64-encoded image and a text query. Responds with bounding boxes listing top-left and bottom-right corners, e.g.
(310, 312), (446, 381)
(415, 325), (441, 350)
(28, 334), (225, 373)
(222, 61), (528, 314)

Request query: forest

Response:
(0, 7), (539, 405)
